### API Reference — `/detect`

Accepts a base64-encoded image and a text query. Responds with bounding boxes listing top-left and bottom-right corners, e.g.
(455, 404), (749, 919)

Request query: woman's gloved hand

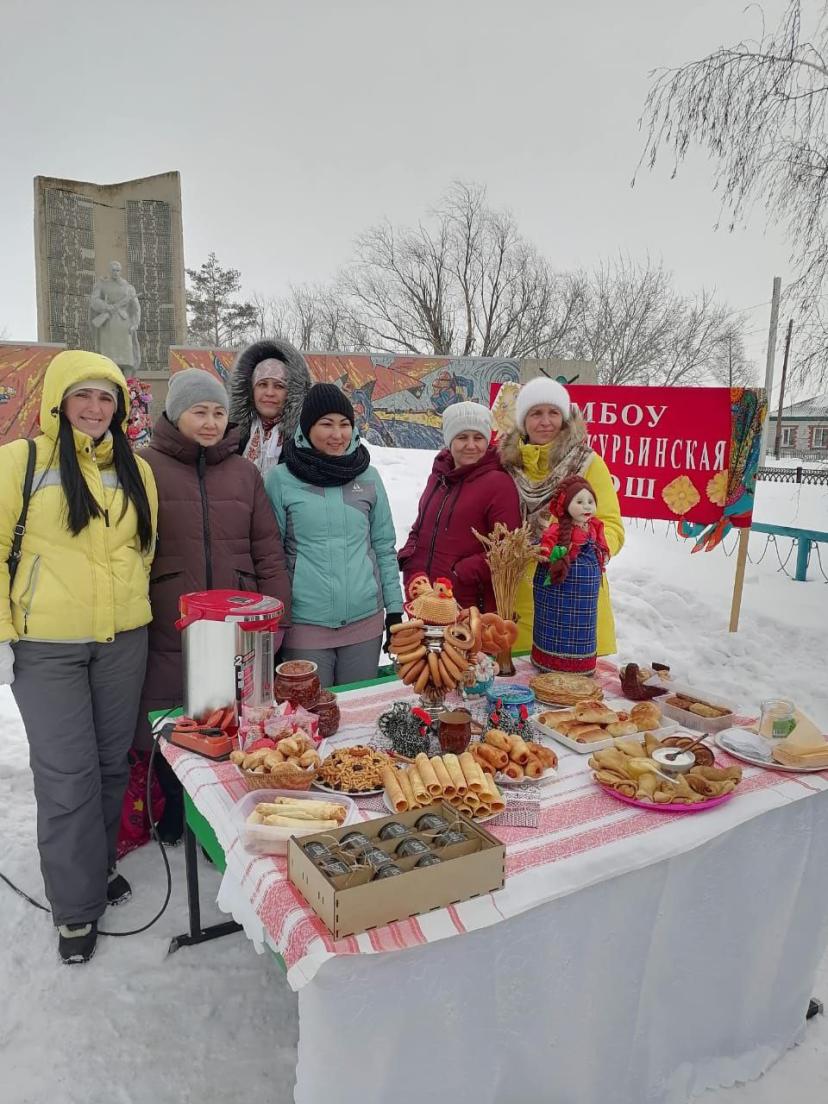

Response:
(384, 612), (404, 653)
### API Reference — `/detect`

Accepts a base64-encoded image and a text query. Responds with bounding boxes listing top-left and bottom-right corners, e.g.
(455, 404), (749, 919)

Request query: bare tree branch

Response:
(635, 0), (828, 385)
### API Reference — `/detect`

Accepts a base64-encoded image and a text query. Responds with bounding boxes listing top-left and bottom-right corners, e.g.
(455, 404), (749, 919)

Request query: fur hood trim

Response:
(228, 338), (312, 443)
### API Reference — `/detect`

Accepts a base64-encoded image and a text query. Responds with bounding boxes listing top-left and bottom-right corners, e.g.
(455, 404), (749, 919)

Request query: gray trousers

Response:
(281, 636), (382, 689)
(12, 628), (148, 926)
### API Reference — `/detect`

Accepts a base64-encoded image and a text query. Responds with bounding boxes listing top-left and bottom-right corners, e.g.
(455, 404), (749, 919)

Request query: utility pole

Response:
(758, 276), (782, 468)
(773, 318), (794, 459)
(732, 276), (782, 634)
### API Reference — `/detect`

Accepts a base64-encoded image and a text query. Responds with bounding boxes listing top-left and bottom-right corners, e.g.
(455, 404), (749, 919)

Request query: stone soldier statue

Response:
(89, 260), (141, 371)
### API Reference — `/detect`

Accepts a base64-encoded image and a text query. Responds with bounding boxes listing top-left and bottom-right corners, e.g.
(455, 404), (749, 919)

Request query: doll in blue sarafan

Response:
(531, 474), (610, 675)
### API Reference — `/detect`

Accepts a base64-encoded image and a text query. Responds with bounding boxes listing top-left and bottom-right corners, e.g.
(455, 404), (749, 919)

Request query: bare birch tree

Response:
(636, 0), (828, 384)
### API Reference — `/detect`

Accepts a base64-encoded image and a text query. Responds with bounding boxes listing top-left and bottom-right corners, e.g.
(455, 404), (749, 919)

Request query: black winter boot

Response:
(58, 921), (98, 965)
(107, 867), (132, 906)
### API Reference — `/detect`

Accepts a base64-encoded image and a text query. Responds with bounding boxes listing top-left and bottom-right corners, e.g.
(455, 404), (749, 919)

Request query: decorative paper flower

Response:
(662, 475), (701, 516)
(706, 470), (728, 507)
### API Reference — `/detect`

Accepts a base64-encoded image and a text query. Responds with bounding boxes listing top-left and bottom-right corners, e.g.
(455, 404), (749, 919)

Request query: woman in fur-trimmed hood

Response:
(228, 337), (312, 476)
(498, 376), (624, 657)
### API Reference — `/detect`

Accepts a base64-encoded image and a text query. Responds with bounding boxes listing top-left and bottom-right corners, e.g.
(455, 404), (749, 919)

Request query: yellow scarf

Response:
(519, 439), (553, 482)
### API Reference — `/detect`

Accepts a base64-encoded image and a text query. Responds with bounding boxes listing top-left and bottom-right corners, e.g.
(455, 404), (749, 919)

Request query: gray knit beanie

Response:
(165, 369), (230, 425)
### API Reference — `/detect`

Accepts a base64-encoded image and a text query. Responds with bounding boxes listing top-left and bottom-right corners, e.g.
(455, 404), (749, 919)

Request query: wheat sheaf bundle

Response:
(472, 522), (536, 620)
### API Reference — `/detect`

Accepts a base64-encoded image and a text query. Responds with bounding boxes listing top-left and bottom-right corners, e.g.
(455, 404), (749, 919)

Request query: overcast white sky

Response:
(0, 0), (800, 389)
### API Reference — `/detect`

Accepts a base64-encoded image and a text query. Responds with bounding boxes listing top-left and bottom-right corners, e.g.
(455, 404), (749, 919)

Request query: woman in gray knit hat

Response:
(134, 368), (292, 841)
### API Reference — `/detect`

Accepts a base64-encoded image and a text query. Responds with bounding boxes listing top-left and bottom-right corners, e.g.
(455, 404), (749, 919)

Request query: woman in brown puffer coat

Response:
(134, 369), (292, 840)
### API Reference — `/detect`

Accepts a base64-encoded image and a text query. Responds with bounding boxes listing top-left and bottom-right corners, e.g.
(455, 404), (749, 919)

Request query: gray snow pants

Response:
(280, 636), (383, 689)
(11, 628), (148, 926)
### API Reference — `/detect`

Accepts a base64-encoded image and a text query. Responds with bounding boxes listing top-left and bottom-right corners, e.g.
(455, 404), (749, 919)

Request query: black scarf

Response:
(282, 437), (371, 488)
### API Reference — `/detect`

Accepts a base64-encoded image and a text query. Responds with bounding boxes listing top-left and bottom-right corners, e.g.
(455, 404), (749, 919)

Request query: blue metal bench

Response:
(751, 523), (828, 582)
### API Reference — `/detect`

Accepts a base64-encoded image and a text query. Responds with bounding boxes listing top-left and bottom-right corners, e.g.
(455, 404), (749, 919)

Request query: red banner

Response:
(491, 383), (733, 524)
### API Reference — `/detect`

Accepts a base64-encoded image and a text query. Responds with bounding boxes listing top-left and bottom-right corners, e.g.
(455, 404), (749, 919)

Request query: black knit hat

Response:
(299, 383), (355, 439)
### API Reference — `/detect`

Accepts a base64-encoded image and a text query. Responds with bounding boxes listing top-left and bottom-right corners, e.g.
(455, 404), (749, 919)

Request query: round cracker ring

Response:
(444, 621), (475, 652)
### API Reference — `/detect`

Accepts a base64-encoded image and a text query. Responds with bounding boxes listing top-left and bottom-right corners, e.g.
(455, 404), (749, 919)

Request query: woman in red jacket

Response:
(398, 402), (521, 612)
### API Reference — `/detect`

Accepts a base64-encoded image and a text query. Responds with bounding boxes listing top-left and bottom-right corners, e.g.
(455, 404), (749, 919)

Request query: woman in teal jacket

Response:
(265, 384), (403, 687)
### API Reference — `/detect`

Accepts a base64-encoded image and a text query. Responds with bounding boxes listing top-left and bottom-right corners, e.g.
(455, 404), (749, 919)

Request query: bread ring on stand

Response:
(414, 663), (431, 694)
(401, 658), (427, 686)
(389, 630), (424, 652)
(444, 622), (474, 652)
(427, 651), (443, 688)
(440, 647), (466, 681)
(391, 618), (424, 633)
(437, 656), (457, 690)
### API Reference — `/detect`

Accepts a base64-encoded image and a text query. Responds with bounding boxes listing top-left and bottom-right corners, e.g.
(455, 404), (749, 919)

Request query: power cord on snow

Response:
(0, 708), (178, 937)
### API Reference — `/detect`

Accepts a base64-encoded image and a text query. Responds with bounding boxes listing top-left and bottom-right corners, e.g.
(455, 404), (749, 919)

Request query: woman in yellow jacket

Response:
(498, 377), (624, 659)
(0, 350), (157, 965)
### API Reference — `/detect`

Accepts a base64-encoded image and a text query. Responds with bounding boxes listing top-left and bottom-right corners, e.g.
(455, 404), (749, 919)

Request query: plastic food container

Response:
(659, 685), (736, 733)
(234, 788), (358, 855)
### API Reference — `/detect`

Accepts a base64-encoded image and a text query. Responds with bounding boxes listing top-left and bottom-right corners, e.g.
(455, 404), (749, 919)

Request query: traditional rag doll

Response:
(531, 474), (610, 675)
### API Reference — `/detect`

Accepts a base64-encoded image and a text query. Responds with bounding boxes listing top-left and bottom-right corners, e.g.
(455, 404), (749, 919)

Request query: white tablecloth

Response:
(290, 794), (828, 1104)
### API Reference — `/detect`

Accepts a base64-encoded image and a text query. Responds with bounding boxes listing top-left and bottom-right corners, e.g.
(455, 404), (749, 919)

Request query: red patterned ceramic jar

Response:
(274, 660), (321, 708)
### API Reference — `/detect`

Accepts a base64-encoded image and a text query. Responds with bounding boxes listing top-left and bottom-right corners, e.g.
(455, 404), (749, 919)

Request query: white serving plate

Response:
(496, 764), (557, 787)
(530, 702), (678, 756)
(715, 729), (828, 773)
(659, 684), (736, 733)
(234, 789), (358, 855)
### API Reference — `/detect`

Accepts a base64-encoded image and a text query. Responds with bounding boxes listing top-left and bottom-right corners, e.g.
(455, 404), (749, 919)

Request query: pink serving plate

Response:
(598, 783), (735, 814)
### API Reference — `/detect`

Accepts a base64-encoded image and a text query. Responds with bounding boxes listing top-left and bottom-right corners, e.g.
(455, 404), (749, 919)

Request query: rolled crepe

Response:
(443, 754), (468, 795)
(408, 764), (429, 804)
(259, 805), (342, 822)
(263, 816), (339, 829)
(256, 799), (344, 820)
(430, 756), (455, 796)
(397, 769), (417, 811)
(507, 735), (531, 766)
(415, 753), (442, 796)
(482, 773), (505, 812)
(383, 766), (407, 813)
(459, 751), (486, 793)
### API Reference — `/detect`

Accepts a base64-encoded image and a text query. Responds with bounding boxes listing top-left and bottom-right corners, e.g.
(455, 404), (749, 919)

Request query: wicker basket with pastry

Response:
(230, 732), (321, 791)
(589, 731), (742, 810)
(532, 699), (672, 754)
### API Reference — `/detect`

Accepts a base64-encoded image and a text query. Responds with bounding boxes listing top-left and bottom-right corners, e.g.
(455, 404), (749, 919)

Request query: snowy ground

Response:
(1, 445), (826, 1104)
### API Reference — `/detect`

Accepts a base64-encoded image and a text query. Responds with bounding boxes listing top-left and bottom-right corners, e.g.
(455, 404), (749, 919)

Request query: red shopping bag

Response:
(117, 751), (166, 859)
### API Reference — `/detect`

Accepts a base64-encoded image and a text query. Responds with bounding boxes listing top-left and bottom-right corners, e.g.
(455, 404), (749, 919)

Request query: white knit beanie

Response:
(442, 401), (493, 447)
(514, 377), (571, 431)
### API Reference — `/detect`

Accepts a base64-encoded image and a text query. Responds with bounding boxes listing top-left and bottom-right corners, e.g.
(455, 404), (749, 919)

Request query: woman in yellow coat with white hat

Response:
(498, 376), (624, 658)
